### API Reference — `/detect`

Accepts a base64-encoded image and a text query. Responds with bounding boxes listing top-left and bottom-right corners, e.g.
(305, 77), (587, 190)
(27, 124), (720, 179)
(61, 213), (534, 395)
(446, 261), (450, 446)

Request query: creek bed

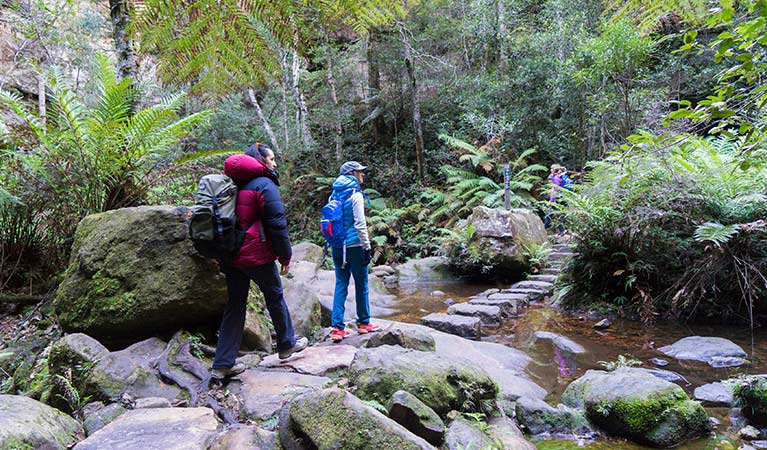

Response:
(384, 281), (767, 450)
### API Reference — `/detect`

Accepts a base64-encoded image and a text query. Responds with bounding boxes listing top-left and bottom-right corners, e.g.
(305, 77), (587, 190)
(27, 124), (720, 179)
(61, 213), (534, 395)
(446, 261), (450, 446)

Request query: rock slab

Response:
(658, 336), (747, 367)
(0, 394), (83, 449)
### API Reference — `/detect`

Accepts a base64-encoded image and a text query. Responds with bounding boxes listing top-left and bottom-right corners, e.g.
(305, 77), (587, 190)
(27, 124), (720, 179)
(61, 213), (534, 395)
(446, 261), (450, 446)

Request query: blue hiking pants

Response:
(331, 246), (370, 329)
(213, 262), (296, 369)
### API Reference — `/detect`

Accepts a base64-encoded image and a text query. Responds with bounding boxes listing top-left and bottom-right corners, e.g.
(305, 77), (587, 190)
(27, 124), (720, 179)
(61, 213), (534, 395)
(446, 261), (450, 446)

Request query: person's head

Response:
(246, 143), (277, 171)
(550, 164), (561, 174)
(339, 161), (367, 184)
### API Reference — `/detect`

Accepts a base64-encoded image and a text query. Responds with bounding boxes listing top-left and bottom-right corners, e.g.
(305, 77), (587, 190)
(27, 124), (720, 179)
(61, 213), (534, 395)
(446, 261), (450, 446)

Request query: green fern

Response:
(694, 222), (739, 247)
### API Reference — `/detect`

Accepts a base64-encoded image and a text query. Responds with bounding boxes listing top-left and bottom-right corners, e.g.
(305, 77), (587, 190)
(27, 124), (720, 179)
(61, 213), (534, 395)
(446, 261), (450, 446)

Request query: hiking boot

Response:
(278, 337), (308, 360)
(356, 322), (381, 334)
(330, 327), (351, 342)
(210, 362), (247, 380)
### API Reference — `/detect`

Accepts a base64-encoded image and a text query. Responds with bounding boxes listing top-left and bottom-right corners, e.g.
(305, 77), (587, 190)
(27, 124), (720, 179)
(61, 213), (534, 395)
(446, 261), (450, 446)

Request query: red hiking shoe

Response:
(357, 322), (381, 334)
(330, 327), (351, 342)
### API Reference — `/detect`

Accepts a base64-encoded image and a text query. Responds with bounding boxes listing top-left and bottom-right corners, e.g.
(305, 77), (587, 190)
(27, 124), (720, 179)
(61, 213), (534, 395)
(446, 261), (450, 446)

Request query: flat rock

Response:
(528, 274), (557, 283)
(709, 356), (747, 368)
(510, 280), (554, 292)
(364, 327), (436, 352)
(208, 425), (276, 450)
(0, 394), (83, 449)
(694, 382), (734, 406)
(500, 288), (545, 300)
(447, 303), (502, 326)
(541, 268), (560, 275)
(549, 252), (575, 261)
(420, 313), (481, 339)
(469, 297), (520, 316)
(651, 358), (669, 367)
(658, 336), (747, 366)
(259, 345), (357, 376)
(228, 370), (331, 420)
(397, 256), (457, 283)
(82, 403), (127, 436)
(73, 407), (217, 450)
(279, 388), (434, 450)
(534, 331), (586, 354)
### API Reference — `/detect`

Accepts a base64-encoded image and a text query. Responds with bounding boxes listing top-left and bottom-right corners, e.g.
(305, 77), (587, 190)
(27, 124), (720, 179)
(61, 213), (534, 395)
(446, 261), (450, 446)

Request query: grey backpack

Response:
(188, 174), (244, 259)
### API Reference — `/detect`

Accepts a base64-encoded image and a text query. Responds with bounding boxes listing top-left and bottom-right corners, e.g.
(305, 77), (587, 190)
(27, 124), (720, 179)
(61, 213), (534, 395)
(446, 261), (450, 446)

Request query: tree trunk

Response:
(291, 46), (313, 149)
(365, 31), (387, 145)
(247, 88), (282, 155)
(323, 36), (343, 164)
(279, 51), (290, 151)
(399, 24), (424, 181)
(37, 72), (45, 125)
(109, 0), (137, 80)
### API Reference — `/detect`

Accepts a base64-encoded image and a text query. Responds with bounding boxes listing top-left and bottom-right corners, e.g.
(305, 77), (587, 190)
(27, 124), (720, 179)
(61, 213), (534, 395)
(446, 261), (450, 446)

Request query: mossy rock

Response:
(349, 345), (497, 417)
(731, 375), (767, 427)
(0, 394), (83, 449)
(562, 367), (709, 447)
(278, 388), (433, 450)
(54, 206), (228, 343)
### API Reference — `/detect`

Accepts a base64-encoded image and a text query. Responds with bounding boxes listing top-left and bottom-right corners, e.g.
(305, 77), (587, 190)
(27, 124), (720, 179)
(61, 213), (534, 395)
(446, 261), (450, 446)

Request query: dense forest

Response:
(1, 0), (765, 323)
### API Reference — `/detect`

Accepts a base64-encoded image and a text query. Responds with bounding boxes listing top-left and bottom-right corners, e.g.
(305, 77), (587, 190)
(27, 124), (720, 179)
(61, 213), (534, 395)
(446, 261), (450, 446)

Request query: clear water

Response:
(384, 282), (767, 450)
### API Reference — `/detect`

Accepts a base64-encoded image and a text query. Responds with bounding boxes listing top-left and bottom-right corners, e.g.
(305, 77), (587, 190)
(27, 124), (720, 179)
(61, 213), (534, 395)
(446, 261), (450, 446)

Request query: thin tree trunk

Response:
(37, 72), (45, 125)
(247, 88), (282, 155)
(290, 45), (313, 148)
(366, 31), (387, 144)
(279, 51), (290, 151)
(399, 23), (424, 181)
(460, 1), (471, 68)
(497, 0), (506, 72)
(324, 41), (344, 164)
(109, 0), (137, 80)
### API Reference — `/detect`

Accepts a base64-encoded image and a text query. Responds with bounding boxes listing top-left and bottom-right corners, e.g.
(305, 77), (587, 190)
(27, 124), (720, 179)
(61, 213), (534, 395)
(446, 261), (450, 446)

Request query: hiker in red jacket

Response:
(211, 143), (307, 379)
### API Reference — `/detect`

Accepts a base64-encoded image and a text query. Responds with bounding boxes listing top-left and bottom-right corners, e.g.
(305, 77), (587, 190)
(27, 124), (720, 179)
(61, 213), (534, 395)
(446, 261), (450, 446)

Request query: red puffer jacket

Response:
(223, 154), (292, 268)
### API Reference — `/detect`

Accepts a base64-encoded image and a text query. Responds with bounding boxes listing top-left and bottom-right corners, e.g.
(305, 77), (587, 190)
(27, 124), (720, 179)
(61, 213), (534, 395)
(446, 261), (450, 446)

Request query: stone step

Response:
(500, 288), (545, 301)
(510, 280), (554, 293)
(469, 294), (528, 317)
(448, 303), (502, 327)
(549, 252), (576, 262)
(420, 313), (481, 339)
(553, 244), (574, 252)
(540, 268), (560, 276)
(527, 274), (557, 283)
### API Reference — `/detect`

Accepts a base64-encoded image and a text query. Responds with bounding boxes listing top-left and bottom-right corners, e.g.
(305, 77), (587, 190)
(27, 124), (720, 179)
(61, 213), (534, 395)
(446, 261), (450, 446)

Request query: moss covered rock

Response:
(278, 388), (434, 450)
(731, 375), (767, 427)
(387, 390), (445, 445)
(561, 367), (709, 447)
(349, 345), (497, 417)
(54, 206), (227, 342)
(0, 394), (83, 449)
(446, 207), (547, 278)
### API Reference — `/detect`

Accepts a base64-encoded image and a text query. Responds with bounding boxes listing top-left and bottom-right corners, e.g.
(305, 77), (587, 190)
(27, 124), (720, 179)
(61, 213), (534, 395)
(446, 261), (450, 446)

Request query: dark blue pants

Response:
(331, 246), (370, 329)
(213, 262), (296, 369)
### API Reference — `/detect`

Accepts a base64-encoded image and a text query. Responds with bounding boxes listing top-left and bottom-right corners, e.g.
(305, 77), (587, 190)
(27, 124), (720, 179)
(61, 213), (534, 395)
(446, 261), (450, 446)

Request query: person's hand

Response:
(363, 248), (372, 266)
(280, 263), (290, 276)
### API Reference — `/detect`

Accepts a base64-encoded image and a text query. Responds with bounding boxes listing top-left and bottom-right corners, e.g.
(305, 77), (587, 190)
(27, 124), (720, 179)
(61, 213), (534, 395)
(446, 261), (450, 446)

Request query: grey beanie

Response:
(339, 161), (367, 175)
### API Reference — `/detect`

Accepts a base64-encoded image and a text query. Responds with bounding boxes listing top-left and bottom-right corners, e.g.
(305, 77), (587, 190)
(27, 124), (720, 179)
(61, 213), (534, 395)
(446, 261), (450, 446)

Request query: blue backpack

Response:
(561, 173), (574, 191)
(320, 192), (352, 249)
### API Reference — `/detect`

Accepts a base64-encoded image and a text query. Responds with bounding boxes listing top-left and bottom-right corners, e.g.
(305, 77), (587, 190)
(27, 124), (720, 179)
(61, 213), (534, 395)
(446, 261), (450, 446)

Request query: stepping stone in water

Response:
(527, 274), (557, 283)
(500, 288), (545, 301)
(694, 382), (733, 407)
(533, 331), (586, 354)
(658, 336), (747, 367)
(420, 313), (481, 339)
(510, 280), (554, 293)
(448, 303), (503, 327)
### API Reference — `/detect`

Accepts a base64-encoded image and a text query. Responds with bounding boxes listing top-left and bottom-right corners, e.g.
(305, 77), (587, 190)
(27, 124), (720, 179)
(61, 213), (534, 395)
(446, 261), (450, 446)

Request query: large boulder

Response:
(348, 345), (497, 416)
(396, 257), (457, 283)
(562, 367), (709, 447)
(446, 207), (547, 277)
(0, 394), (83, 449)
(658, 336), (747, 367)
(282, 278), (322, 338)
(73, 407), (218, 450)
(54, 206), (227, 342)
(278, 388), (435, 450)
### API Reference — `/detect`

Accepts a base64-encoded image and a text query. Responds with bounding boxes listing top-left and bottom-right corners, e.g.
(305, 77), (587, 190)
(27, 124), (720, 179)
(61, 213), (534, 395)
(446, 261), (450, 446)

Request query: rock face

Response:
(0, 394), (83, 449)
(515, 396), (591, 436)
(562, 367), (709, 447)
(73, 407), (218, 450)
(54, 206), (227, 342)
(396, 256), (457, 283)
(228, 370), (332, 421)
(388, 390), (445, 445)
(278, 388), (435, 450)
(694, 382), (733, 407)
(658, 336), (747, 367)
(349, 345), (497, 416)
(420, 313), (481, 339)
(364, 327), (436, 352)
(445, 207), (547, 277)
(88, 337), (193, 402)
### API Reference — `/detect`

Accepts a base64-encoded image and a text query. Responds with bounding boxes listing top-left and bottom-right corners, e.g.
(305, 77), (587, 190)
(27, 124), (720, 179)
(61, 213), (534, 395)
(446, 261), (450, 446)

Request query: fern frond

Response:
(694, 222), (739, 247)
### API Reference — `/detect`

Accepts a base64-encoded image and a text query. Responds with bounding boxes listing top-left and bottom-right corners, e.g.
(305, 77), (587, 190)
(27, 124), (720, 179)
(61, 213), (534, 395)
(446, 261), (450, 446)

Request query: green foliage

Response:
(561, 135), (767, 322)
(361, 399), (388, 414)
(521, 242), (553, 272)
(598, 355), (642, 371)
(0, 55), (209, 249)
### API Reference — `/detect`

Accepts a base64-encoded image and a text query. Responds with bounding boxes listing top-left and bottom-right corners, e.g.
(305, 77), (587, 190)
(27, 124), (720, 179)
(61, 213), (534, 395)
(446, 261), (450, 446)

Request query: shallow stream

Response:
(384, 281), (767, 450)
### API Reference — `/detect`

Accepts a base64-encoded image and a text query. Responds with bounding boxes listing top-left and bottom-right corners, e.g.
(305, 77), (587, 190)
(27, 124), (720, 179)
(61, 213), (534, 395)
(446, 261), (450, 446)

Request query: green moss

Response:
(4, 440), (35, 450)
